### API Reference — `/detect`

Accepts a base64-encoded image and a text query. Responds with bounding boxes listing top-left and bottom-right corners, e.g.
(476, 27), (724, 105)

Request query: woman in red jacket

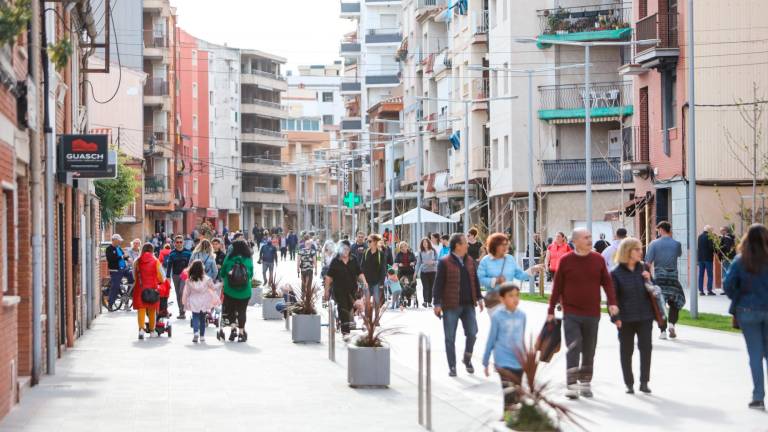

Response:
(133, 243), (165, 340)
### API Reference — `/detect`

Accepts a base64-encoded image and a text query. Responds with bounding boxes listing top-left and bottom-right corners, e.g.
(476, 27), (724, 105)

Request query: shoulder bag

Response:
(484, 256), (507, 310)
(139, 262), (160, 305)
(642, 263), (666, 327)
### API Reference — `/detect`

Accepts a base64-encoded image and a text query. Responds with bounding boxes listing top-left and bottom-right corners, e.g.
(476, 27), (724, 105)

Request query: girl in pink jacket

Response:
(182, 260), (221, 343)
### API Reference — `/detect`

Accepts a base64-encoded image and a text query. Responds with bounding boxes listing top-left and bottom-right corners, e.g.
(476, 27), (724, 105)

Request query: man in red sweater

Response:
(547, 228), (619, 399)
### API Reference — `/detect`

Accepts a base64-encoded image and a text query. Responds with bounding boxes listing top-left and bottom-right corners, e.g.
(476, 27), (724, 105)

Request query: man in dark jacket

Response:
(286, 230), (299, 260)
(259, 236), (278, 284)
(433, 233), (484, 377)
(718, 226), (736, 292)
(360, 234), (388, 306)
(105, 234), (132, 310)
(253, 225), (263, 244)
(165, 235), (192, 318)
(350, 231), (368, 265)
(697, 226), (716, 295)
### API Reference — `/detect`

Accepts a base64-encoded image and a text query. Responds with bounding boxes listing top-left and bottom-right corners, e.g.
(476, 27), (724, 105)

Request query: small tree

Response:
(95, 154), (140, 226)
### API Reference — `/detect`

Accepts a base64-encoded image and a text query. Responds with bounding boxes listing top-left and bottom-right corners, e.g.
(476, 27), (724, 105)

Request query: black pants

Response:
(563, 314), (600, 385)
(618, 319), (653, 387)
(289, 247), (297, 260)
(223, 294), (248, 329)
(301, 270), (314, 291)
(280, 247), (287, 260)
(498, 367), (522, 412)
(333, 286), (354, 335)
(659, 299), (679, 331)
(421, 271), (436, 305)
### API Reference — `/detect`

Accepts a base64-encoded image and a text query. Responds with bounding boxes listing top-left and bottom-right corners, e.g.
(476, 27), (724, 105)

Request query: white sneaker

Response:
(138, 329), (145, 340)
(193, 332), (199, 343)
(565, 384), (580, 400)
(659, 331), (668, 340)
(199, 336), (206, 343)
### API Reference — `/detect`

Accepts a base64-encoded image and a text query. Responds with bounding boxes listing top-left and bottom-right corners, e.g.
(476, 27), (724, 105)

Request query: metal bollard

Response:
(328, 299), (336, 362)
(418, 333), (432, 430)
(285, 310), (291, 331)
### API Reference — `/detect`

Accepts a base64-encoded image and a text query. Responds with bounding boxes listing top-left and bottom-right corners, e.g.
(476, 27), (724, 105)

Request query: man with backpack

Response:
(259, 235), (279, 285)
(165, 235), (192, 319)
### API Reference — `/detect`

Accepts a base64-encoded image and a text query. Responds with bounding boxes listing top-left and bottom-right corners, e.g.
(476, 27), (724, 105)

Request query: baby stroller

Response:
(147, 279), (173, 337)
(206, 282), (223, 328)
(400, 275), (419, 308)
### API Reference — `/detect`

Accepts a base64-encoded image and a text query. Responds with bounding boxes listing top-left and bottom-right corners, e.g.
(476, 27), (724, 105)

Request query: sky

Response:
(170, 0), (355, 72)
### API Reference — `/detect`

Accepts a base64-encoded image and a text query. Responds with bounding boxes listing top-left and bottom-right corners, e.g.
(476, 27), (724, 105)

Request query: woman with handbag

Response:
(478, 233), (543, 316)
(610, 237), (661, 395)
(133, 243), (165, 340)
(416, 238), (438, 307)
(725, 223), (768, 411)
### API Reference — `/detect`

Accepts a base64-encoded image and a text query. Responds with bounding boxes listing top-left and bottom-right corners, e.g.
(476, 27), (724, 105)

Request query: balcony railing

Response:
(437, 112), (451, 134)
(636, 12), (679, 51)
(242, 127), (284, 138)
(340, 41), (362, 53)
(538, 4), (631, 37)
(143, 29), (167, 48)
(538, 81), (632, 120)
(143, 127), (168, 145)
(144, 78), (169, 96)
(473, 9), (489, 35)
(417, 0), (447, 10)
(341, 80), (362, 92)
(471, 78), (489, 100)
(241, 156), (282, 166)
(144, 175), (169, 193)
(340, 1), (360, 14)
(244, 98), (286, 110)
(541, 157), (632, 186)
(341, 118), (363, 130)
(242, 69), (286, 81)
(365, 74), (399, 85)
(365, 29), (402, 44)
(243, 186), (286, 194)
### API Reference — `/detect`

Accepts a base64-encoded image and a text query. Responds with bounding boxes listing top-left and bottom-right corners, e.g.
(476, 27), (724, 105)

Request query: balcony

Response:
(365, 0), (401, 4)
(365, 74), (399, 87)
(537, 4), (631, 48)
(143, 128), (173, 158)
(340, 1), (360, 18)
(541, 158), (632, 186)
(240, 69), (288, 91)
(144, 175), (173, 203)
(469, 78), (489, 111)
(416, 0), (448, 20)
(340, 41), (362, 57)
(341, 117), (363, 132)
(143, 78), (170, 107)
(241, 187), (289, 204)
(143, 30), (167, 58)
(472, 10), (489, 44)
(241, 128), (287, 147)
(240, 156), (283, 175)
(436, 112), (452, 138)
(365, 29), (402, 45)
(241, 98), (288, 119)
(340, 79), (362, 94)
(538, 81), (633, 122)
(634, 12), (680, 68)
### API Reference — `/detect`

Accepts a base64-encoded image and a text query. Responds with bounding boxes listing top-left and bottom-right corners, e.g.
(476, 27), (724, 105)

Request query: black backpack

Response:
(228, 259), (249, 289)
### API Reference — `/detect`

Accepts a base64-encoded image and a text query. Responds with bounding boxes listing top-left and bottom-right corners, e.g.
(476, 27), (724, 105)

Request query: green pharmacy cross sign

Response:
(343, 192), (362, 209)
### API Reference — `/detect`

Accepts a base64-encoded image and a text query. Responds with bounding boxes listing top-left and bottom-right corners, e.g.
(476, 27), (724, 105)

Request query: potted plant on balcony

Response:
(347, 295), (393, 388)
(493, 338), (583, 432)
(262, 275), (284, 320)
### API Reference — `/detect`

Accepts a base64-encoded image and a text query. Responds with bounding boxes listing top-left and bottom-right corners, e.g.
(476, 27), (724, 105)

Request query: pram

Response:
(206, 282), (223, 327)
(147, 279), (173, 337)
(399, 275), (419, 308)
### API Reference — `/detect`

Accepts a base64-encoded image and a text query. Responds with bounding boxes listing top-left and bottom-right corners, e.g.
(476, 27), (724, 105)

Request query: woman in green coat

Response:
(219, 239), (254, 342)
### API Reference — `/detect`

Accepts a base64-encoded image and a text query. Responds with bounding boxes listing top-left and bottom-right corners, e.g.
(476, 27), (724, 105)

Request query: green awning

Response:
(537, 28), (632, 48)
(538, 105), (634, 121)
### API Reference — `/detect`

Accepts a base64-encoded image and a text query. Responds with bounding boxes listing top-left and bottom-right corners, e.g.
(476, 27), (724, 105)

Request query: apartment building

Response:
(340, 0), (403, 233)
(141, 0), (178, 235)
(489, 0), (635, 251)
(197, 40), (242, 232)
(283, 64), (345, 236)
(622, 0), (768, 287)
(239, 50), (288, 231)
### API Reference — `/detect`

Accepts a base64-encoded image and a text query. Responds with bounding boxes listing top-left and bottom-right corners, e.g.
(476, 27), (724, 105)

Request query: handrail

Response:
(328, 299), (336, 361)
(418, 332), (432, 430)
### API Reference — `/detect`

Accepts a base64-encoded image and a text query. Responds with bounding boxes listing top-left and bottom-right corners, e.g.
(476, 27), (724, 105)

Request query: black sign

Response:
(61, 134), (109, 173)
(76, 151), (117, 179)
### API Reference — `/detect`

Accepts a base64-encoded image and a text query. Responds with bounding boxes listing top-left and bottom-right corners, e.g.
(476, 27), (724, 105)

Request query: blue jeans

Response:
(722, 260), (732, 286)
(738, 308), (768, 401)
(442, 305), (478, 368)
(369, 283), (384, 306)
(191, 312), (206, 336)
(262, 261), (275, 284)
(390, 291), (401, 309)
(698, 261), (714, 293)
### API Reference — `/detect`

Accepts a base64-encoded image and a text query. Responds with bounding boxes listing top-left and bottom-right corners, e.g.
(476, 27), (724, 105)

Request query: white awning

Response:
(381, 207), (455, 226)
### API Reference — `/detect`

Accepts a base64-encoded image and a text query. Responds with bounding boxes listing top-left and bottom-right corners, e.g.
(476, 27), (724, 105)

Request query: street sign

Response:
(60, 134), (109, 173)
(76, 150), (117, 179)
(343, 192), (362, 209)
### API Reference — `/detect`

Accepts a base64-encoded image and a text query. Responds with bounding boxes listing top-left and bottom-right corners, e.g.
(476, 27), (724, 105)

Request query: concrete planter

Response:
(262, 297), (283, 320)
(291, 314), (321, 343)
(347, 344), (390, 388)
(249, 286), (263, 306)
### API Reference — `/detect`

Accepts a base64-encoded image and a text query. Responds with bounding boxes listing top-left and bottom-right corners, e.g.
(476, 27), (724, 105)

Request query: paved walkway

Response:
(2, 258), (765, 432)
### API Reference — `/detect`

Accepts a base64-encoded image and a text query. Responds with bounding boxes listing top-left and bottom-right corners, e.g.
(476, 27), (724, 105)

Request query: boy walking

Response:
(483, 283), (526, 414)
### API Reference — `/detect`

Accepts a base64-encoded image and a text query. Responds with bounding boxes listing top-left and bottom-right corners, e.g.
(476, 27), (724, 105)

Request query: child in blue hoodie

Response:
(483, 282), (526, 414)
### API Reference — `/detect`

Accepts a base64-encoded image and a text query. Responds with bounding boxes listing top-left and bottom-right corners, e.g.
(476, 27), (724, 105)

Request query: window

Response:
(322, 92), (334, 102)
(192, 115), (198, 131)
(503, 136), (509, 168)
(209, 91), (214, 105)
(322, 114), (334, 126)
(192, 82), (198, 98)
(193, 179), (199, 195)
(503, 63), (509, 95)
(492, 70), (498, 98)
(491, 138), (499, 169)
(639, 87), (650, 161)
(191, 50), (198, 66)
(192, 145), (199, 159)
(669, 71), (677, 128)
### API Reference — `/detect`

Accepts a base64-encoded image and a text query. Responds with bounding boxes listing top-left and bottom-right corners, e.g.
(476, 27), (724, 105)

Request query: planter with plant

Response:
(495, 338), (584, 432)
(285, 279), (321, 343)
(262, 275), (284, 320)
(347, 295), (396, 388)
(248, 278), (262, 306)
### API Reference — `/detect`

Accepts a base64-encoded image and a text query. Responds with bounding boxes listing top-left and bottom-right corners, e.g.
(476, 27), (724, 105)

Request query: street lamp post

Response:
(515, 38), (659, 234)
(687, 0), (699, 318)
